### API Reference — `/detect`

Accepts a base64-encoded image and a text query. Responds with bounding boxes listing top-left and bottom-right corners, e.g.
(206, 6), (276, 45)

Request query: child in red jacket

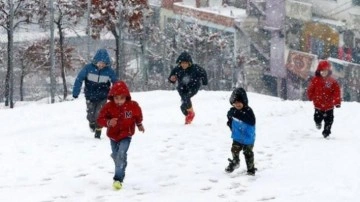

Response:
(97, 81), (144, 190)
(307, 60), (341, 138)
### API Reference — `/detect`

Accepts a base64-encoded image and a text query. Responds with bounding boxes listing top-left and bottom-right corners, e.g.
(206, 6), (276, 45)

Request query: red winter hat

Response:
(316, 60), (331, 72)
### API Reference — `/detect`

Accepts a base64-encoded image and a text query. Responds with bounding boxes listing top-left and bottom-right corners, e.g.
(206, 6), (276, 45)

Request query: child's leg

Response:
(179, 89), (198, 115)
(86, 100), (96, 125)
(94, 99), (107, 128)
(180, 94), (192, 116)
(225, 141), (242, 172)
(323, 109), (334, 136)
(111, 137), (132, 182)
(314, 109), (324, 127)
(231, 141), (242, 162)
(243, 145), (255, 172)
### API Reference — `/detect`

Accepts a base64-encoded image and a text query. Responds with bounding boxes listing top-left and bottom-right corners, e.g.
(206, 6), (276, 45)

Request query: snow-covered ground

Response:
(0, 90), (359, 202)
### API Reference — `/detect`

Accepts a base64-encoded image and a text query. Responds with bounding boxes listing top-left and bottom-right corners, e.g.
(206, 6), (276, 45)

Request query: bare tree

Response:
(0, 0), (47, 108)
(79, 0), (151, 80)
(18, 39), (76, 101)
(38, 0), (87, 100)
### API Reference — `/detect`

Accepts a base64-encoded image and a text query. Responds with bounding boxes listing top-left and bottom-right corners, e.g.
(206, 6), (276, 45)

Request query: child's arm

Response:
(197, 66), (208, 85)
(333, 80), (341, 107)
(168, 68), (178, 83)
(72, 65), (88, 98)
(134, 101), (145, 132)
(226, 108), (234, 130)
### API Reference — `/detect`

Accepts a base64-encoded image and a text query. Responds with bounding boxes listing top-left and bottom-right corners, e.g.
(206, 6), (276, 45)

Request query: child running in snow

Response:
(307, 60), (341, 138)
(168, 51), (208, 124)
(72, 49), (118, 139)
(97, 81), (144, 190)
(225, 87), (257, 175)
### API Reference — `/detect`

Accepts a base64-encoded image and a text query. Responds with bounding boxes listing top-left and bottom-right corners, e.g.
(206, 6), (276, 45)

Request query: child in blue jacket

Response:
(225, 87), (257, 175)
(72, 49), (118, 138)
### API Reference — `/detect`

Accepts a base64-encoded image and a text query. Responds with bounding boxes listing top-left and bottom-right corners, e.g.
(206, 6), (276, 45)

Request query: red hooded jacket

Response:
(97, 81), (143, 142)
(307, 60), (341, 111)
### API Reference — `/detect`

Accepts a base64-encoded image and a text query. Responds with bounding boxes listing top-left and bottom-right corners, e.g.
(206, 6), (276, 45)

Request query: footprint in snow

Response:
(209, 178), (218, 183)
(200, 186), (212, 191)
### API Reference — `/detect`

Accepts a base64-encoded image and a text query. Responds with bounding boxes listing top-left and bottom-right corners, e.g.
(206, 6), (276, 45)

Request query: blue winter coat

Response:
(230, 117), (256, 145)
(72, 49), (118, 101)
(227, 106), (256, 145)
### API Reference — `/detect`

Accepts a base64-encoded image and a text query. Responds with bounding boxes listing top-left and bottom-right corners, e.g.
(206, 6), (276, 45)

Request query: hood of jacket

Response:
(229, 87), (249, 106)
(315, 60), (332, 76)
(108, 81), (131, 101)
(92, 49), (111, 66)
(176, 51), (193, 64)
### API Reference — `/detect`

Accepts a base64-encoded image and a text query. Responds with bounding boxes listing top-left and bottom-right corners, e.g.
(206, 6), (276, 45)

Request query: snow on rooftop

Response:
(312, 17), (346, 28)
(174, 2), (247, 20)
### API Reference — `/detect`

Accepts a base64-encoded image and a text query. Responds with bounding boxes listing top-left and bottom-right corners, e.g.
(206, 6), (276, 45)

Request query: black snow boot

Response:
(94, 128), (102, 139)
(322, 130), (331, 138)
(247, 167), (257, 176)
(89, 122), (96, 132)
(225, 158), (239, 173)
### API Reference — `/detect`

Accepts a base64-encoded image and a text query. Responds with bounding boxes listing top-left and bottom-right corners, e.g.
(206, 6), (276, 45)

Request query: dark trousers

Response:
(231, 141), (255, 171)
(314, 109), (334, 135)
(86, 99), (107, 128)
(178, 89), (198, 115)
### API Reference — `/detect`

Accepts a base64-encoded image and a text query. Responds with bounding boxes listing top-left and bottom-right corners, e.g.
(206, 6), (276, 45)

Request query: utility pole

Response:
(265, 0), (287, 99)
(8, 0), (14, 108)
(86, 0), (91, 61)
(116, 2), (123, 79)
(49, 0), (56, 103)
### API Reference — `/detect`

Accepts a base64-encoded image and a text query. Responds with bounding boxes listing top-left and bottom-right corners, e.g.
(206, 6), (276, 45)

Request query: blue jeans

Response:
(110, 137), (132, 182)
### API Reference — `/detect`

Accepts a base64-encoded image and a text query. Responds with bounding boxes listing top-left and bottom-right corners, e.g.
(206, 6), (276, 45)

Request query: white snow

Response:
(174, 2), (247, 19)
(0, 90), (359, 201)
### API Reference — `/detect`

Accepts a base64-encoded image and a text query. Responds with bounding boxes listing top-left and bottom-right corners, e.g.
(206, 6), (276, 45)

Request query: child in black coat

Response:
(226, 88), (257, 175)
(168, 51), (208, 124)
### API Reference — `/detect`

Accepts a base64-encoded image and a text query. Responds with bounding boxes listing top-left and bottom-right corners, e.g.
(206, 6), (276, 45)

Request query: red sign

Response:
(286, 50), (316, 79)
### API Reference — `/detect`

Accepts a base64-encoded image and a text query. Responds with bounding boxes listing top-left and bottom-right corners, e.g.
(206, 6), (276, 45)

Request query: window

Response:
(353, 0), (360, 6)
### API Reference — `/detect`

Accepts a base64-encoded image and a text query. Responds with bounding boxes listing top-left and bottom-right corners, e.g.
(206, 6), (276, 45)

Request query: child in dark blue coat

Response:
(168, 51), (208, 124)
(225, 88), (257, 175)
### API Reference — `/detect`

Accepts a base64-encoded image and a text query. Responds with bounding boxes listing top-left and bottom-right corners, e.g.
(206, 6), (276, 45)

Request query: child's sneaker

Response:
(94, 128), (102, 139)
(185, 111), (195, 124)
(113, 180), (122, 190)
(225, 158), (239, 173)
(247, 168), (257, 176)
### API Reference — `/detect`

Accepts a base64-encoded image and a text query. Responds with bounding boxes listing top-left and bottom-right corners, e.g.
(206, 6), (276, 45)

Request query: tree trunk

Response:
(140, 37), (148, 90)
(49, 0), (56, 103)
(7, 2), (15, 108)
(5, 56), (10, 107)
(58, 20), (68, 100)
(20, 59), (25, 101)
(112, 28), (125, 80)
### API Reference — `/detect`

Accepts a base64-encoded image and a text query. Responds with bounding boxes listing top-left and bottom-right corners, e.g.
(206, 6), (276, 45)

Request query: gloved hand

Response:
(73, 95), (78, 99)
(335, 105), (341, 108)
